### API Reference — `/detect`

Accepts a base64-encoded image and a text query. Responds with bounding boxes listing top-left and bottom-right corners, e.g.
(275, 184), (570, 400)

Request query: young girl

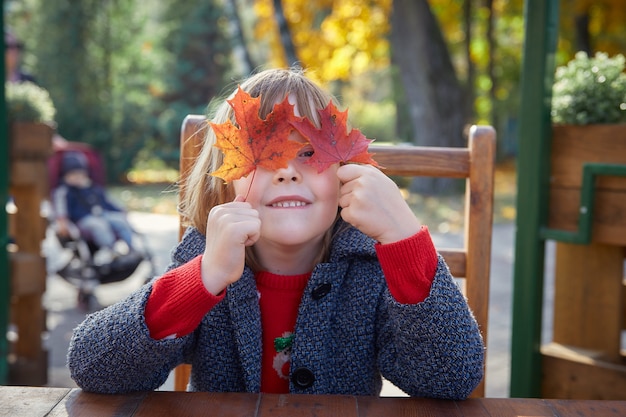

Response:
(68, 68), (484, 399)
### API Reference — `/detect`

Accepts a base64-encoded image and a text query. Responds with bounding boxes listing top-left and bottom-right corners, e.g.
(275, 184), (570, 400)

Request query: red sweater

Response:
(144, 226), (438, 393)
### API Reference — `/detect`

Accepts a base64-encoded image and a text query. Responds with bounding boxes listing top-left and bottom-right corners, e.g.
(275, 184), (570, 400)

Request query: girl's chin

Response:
(262, 210), (314, 227)
(259, 208), (337, 242)
(260, 225), (325, 245)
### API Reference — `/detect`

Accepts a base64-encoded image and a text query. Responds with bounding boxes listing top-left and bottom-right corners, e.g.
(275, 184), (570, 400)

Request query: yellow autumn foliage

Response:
(254, 0), (391, 84)
(253, 0), (625, 86)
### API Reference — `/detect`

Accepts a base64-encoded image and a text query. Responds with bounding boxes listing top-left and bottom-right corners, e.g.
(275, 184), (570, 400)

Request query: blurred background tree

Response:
(7, 0), (165, 182)
(4, 0), (625, 186)
(152, 0), (235, 167)
(5, 0), (235, 182)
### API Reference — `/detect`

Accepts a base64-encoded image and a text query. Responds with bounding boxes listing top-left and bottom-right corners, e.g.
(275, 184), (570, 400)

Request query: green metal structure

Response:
(510, 0), (560, 397)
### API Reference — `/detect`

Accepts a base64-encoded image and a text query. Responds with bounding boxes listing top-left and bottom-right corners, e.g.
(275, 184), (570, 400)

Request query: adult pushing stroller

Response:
(45, 136), (157, 310)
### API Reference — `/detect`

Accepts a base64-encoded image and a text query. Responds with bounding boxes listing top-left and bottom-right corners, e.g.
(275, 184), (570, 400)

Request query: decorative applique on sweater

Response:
(256, 271), (310, 393)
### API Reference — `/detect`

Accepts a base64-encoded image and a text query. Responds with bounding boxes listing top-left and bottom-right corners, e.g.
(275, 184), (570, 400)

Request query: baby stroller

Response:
(45, 136), (157, 310)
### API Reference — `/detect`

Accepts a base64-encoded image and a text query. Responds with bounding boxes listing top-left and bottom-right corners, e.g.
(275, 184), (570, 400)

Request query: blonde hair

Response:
(179, 67), (341, 271)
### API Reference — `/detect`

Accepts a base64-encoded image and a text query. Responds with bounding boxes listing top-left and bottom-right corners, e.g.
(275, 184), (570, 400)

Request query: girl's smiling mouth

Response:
(267, 196), (311, 208)
(271, 201), (308, 208)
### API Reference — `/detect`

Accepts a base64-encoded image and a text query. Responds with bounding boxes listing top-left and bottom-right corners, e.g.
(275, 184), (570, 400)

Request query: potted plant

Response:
(551, 51), (626, 125)
(547, 51), (626, 245)
(6, 81), (56, 159)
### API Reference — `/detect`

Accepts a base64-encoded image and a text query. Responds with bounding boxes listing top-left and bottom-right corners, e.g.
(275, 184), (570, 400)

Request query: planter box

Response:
(543, 124), (626, 399)
(541, 342), (626, 400)
(547, 124), (626, 246)
(7, 121), (53, 387)
(10, 122), (54, 160)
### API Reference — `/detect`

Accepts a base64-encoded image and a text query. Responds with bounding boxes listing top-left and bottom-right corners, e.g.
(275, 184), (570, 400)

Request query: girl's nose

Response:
(274, 162), (302, 183)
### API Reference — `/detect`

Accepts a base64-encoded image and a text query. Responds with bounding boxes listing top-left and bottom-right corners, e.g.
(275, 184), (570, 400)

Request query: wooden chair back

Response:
(174, 114), (496, 397)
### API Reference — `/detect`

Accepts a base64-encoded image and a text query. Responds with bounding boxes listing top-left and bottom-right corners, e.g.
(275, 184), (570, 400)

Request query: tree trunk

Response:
(273, 0), (298, 66)
(463, 0), (475, 121)
(391, 0), (467, 194)
(485, 0), (499, 153)
(229, 0), (256, 73)
(574, 12), (592, 54)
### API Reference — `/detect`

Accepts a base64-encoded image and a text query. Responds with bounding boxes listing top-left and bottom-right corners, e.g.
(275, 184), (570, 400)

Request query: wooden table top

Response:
(1, 386), (625, 417)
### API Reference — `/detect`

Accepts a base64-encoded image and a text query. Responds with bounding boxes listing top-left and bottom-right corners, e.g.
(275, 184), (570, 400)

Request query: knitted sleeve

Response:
(374, 226), (438, 304)
(377, 257), (485, 400)
(68, 284), (193, 394)
(144, 255), (225, 340)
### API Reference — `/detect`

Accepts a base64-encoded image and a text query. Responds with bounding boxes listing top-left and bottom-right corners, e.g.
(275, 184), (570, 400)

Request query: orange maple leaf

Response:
(210, 87), (303, 182)
(290, 101), (378, 173)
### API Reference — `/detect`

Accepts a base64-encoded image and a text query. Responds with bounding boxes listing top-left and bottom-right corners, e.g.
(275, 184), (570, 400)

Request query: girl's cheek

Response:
(232, 176), (254, 200)
(232, 179), (246, 196)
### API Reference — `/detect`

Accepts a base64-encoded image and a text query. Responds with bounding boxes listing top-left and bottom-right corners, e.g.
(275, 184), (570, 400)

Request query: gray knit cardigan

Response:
(68, 221), (484, 399)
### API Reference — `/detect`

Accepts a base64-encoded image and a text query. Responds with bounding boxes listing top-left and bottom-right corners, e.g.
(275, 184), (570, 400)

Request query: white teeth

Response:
(271, 201), (307, 208)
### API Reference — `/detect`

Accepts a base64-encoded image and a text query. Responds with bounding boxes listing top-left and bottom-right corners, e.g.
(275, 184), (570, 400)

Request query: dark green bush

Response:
(6, 81), (56, 123)
(551, 52), (626, 125)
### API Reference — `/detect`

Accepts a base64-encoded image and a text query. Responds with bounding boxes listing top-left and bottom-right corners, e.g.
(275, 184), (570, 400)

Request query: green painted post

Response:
(0, 6), (10, 385)
(509, 0), (560, 397)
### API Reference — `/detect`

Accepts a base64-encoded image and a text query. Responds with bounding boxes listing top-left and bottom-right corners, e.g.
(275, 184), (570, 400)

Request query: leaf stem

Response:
(243, 170), (256, 201)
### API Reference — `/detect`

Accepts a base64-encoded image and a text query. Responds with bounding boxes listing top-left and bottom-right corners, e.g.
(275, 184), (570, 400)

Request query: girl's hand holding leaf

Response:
(337, 164), (421, 245)
(201, 195), (261, 295)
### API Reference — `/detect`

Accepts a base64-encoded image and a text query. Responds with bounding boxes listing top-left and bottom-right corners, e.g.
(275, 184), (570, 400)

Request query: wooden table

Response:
(1, 386), (625, 417)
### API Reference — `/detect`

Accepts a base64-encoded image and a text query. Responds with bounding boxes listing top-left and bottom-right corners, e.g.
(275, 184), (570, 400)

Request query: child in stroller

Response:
(47, 138), (156, 310)
(54, 151), (135, 256)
